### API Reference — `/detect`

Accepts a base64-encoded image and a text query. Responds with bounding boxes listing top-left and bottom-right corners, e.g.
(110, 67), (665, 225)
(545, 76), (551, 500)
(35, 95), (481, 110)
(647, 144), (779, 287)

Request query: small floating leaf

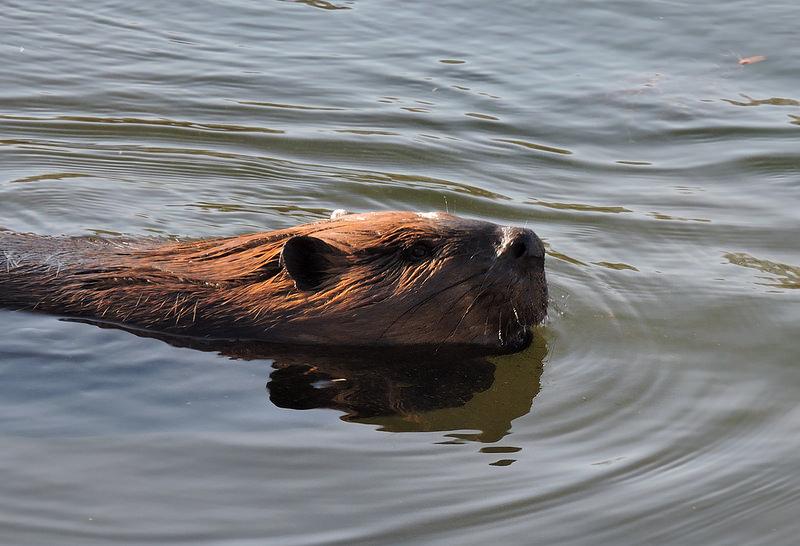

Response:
(738, 55), (766, 65)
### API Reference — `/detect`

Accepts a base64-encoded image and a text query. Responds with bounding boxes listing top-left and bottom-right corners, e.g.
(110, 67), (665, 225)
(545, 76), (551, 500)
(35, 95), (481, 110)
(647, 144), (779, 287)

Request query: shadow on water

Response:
(70, 318), (548, 443)
(267, 333), (547, 443)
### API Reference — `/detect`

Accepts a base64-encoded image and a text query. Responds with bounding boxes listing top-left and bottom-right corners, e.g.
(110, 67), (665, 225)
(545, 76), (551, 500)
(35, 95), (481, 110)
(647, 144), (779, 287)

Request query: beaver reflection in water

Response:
(0, 211), (547, 354)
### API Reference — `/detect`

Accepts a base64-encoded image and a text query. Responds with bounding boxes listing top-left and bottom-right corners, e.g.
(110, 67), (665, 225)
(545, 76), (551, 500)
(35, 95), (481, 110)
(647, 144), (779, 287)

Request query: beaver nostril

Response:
(508, 238), (527, 259)
(500, 227), (545, 262)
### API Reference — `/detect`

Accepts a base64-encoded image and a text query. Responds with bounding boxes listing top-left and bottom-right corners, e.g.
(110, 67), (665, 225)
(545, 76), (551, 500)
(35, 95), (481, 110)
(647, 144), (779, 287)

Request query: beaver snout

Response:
(498, 226), (545, 264)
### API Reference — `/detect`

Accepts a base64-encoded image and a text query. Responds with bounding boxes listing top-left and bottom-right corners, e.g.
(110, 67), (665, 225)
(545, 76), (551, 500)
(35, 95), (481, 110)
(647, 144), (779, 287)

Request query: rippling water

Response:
(2, 1), (799, 544)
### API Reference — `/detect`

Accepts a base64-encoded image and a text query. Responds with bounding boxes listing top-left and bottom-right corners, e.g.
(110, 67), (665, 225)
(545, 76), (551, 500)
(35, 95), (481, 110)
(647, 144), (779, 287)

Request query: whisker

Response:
(434, 280), (499, 352)
(377, 270), (485, 340)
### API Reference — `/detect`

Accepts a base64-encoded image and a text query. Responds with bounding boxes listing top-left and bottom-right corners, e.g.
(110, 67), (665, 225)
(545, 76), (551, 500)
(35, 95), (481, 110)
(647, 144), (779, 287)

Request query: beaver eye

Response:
(404, 242), (432, 262)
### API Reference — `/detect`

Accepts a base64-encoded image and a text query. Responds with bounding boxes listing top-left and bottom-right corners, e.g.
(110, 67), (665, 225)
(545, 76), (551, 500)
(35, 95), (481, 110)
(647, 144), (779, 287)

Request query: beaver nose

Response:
(499, 227), (545, 262)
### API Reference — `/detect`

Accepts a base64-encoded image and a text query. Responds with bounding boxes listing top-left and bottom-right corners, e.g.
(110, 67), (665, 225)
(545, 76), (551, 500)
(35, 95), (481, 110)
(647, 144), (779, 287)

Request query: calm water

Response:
(1, 1), (799, 544)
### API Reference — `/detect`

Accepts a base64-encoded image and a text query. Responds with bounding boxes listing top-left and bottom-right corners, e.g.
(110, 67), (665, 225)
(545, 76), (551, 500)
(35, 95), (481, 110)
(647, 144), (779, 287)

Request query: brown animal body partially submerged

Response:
(0, 211), (547, 353)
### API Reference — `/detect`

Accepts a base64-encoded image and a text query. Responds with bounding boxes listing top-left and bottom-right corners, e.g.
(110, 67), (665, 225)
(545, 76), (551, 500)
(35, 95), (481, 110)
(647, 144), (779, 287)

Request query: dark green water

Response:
(1, 1), (799, 544)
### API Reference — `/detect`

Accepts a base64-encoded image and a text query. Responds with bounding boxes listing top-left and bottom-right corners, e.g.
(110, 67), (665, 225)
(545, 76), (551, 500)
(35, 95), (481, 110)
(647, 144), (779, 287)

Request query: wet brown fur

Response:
(0, 212), (547, 352)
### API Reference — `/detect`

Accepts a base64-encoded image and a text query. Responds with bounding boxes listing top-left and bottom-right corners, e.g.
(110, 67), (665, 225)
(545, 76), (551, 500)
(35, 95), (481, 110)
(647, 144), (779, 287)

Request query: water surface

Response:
(1, 1), (799, 544)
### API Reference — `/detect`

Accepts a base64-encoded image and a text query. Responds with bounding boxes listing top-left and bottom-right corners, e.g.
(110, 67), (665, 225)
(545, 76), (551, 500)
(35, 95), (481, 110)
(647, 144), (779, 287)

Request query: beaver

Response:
(0, 211), (547, 353)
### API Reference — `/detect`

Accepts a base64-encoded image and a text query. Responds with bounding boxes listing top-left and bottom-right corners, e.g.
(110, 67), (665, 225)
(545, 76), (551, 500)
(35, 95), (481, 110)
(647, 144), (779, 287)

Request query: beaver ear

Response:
(280, 235), (343, 291)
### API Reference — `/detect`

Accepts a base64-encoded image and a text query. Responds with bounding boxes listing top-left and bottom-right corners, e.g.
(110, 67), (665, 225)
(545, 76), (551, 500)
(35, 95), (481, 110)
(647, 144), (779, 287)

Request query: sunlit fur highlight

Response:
(0, 212), (547, 351)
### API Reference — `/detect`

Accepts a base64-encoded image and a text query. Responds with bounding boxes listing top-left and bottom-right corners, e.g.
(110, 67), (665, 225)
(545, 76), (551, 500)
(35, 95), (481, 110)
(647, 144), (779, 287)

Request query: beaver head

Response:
(148, 210), (547, 352)
(1, 211), (547, 354)
(268, 211), (547, 352)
